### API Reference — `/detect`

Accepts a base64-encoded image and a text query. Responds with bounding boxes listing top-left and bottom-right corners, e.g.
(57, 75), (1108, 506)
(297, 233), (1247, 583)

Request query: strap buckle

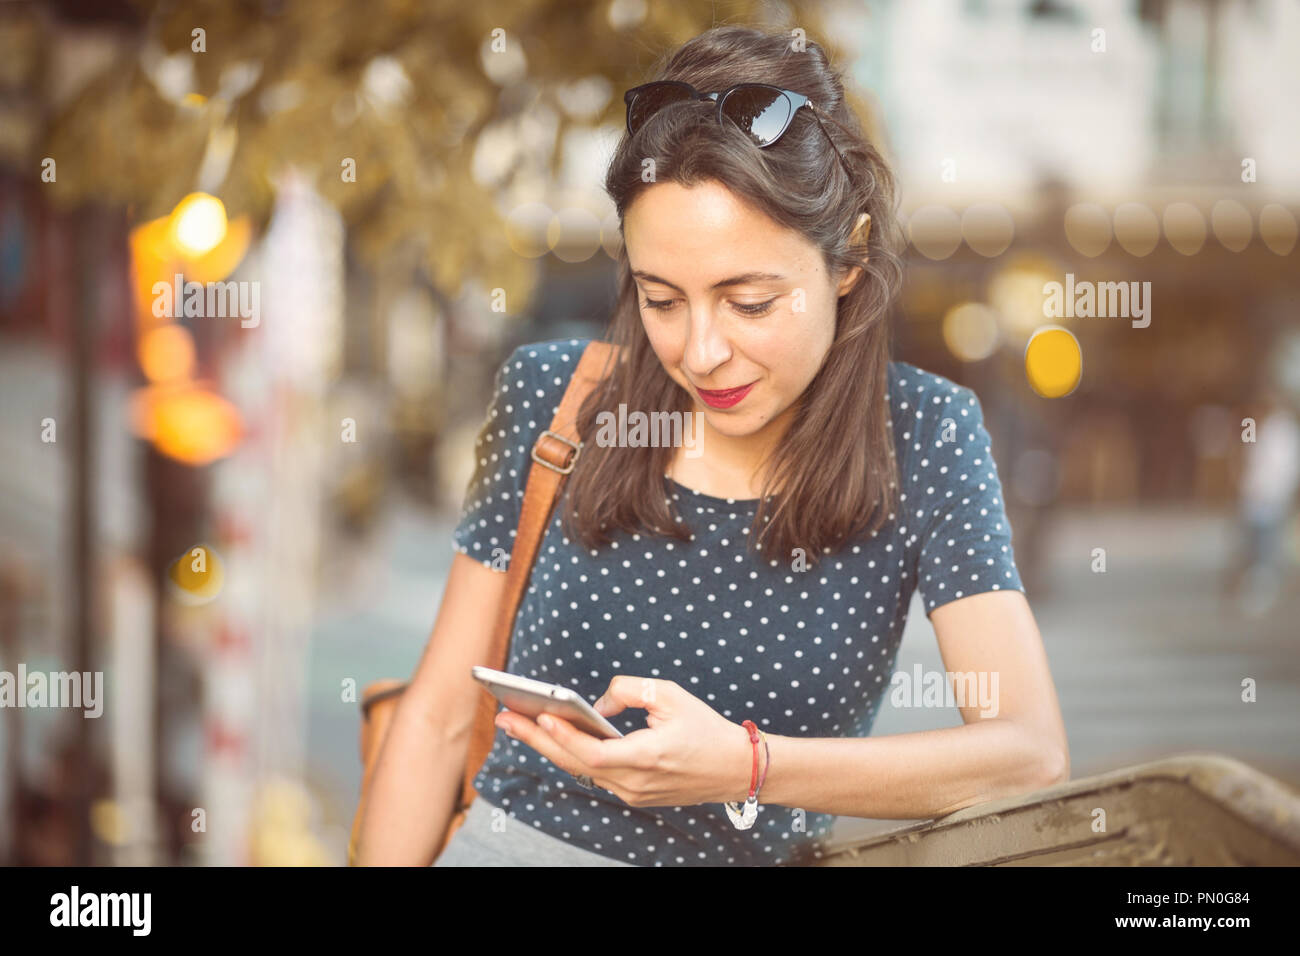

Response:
(531, 429), (583, 474)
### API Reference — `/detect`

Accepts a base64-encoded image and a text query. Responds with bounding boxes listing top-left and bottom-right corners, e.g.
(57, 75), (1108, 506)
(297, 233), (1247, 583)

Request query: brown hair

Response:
(560, 25), (905, 567)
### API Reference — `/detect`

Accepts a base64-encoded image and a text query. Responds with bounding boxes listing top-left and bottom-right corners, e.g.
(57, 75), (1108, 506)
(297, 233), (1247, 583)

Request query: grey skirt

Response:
(432, 794), (639, 867)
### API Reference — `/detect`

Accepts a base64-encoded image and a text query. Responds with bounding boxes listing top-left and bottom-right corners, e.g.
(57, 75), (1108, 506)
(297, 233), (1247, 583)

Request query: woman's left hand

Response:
(493, 676), (757, 808)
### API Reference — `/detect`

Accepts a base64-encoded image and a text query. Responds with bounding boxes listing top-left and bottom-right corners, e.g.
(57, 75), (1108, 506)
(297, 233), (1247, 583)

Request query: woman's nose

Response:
(681, 309), (732, 378)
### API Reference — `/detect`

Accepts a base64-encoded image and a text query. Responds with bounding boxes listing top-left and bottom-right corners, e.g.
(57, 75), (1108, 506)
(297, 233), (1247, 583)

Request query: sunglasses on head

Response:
(623, 80), (852, 180)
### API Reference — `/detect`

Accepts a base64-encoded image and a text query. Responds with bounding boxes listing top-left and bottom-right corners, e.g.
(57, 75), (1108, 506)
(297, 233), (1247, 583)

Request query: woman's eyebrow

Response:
(631, 270), (787, 291)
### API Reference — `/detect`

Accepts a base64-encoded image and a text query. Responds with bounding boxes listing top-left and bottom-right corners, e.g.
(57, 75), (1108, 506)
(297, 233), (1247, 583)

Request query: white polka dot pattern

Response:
(901, 373), (1023, 615)
(450, 338), (1025, 866)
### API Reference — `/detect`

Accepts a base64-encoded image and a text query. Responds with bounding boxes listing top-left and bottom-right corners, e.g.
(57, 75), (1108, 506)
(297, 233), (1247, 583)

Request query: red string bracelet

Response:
(723, 720), (763, 829)
(743, 720), (760, 792)
(756, 730), (770, 792)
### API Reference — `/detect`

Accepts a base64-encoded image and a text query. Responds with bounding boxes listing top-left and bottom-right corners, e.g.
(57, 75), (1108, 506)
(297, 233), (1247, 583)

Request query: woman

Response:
(356, 25), (1068, 867)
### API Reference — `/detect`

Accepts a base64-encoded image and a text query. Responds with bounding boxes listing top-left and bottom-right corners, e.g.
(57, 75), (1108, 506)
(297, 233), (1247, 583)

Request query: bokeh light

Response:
(1259, 203), (1298, 256)
(961, 202), (1015, 257)
(166, 544), (225, 605)
(1064, 203), (1112, 258)
(600, 209), (623, 260)
(1211, 199), (1252, 252)
(137, 323), (196, 384)
(549, 206), (603, 263)
(942, 301), (1001, 361)
(988, 254), (1058, 339)
(1162, 201), (1207, 255)
(1024, 326), (1082, 398)
(505, 202), (555, 258)
(908, 205), (962, 260)
(1113, 202), (1160, 256)
(170, 192), (229, 258)
(144, 387), (243, 465)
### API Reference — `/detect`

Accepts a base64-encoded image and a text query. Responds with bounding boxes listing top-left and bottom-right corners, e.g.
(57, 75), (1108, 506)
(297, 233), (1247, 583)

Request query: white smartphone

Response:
(472, 666), (624, 739)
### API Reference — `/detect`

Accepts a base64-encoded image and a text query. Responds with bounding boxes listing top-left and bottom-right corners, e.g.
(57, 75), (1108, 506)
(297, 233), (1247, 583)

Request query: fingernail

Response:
(537, 714), (553, 731)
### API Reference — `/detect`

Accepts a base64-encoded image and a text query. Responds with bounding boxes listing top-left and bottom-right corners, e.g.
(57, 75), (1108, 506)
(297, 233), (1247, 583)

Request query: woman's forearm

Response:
(754, 719), (1066, 820)
(354, 688), (470, 866)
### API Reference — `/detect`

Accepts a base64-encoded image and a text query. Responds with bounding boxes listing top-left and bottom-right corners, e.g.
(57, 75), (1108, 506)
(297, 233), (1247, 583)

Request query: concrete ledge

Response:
(814, 753), (1300, 866)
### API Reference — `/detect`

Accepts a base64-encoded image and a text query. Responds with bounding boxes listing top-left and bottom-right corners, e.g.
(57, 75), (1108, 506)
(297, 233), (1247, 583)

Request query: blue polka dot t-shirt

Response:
(451, 337), (1025, 866)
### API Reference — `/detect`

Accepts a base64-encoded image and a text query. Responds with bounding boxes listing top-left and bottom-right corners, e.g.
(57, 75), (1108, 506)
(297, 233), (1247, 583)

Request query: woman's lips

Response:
(695, 381), (756, 409)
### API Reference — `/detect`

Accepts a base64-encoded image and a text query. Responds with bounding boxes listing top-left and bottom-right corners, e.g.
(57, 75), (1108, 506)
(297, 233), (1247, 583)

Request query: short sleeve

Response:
(912, 381), (1025, 616)
(451, 346), (541, 569)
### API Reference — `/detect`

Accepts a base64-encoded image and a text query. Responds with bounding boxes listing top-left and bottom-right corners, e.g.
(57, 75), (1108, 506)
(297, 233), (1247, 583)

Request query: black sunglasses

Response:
(623, 80), (852, 180)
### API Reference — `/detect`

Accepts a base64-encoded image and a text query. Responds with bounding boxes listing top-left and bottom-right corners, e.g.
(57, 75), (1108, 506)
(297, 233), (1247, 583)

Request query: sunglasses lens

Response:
(628, 83), (694, 135)
(721, 87), (792, 146)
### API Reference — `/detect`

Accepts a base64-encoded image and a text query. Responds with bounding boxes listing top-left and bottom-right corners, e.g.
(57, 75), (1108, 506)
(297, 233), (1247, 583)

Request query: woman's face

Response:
(623, 179), (861, 443)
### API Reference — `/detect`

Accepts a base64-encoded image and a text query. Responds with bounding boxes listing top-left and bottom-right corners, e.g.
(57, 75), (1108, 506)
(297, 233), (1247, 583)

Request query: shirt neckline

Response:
(663, 474), (766, 508)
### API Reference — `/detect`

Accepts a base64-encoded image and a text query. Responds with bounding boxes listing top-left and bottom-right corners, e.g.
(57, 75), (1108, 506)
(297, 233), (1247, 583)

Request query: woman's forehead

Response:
(624, 183), (818, 279)
(625, 180), (774, 231)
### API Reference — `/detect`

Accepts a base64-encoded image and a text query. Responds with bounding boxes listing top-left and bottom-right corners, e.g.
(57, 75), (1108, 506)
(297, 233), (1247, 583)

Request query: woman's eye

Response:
(639, 296), (777, 315)
(733, 298), (777, 316)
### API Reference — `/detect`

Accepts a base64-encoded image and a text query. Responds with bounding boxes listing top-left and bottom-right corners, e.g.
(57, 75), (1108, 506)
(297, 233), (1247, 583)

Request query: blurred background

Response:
(0, 0), (1297, 866)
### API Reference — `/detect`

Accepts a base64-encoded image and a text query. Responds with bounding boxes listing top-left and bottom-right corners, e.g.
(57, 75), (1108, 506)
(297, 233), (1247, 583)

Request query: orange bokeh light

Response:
(137, 324), (197, 384)
(130, 384), (243, 466)
(125, 193), (253, 465)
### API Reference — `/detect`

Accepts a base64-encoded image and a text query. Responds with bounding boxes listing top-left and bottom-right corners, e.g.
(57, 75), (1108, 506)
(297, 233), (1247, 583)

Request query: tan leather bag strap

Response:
(454, 339), (618, 816)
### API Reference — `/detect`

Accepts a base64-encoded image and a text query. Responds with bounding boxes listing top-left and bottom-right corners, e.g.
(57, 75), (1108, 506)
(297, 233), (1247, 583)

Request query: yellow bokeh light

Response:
(184, 215), (253, 284)
(1024, 326), (1082, 398)
(170, 192), (228, 258)
(167, 544), (225, 605)
(130, 210), (251, 331)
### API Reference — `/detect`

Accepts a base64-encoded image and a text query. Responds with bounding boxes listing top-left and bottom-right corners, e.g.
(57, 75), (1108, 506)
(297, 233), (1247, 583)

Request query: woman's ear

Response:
(837, 213), (872, 298)
(837, 264), (864, 298)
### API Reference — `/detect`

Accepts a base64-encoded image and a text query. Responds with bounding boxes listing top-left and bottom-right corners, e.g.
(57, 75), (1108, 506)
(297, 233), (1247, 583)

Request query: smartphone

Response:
(471, 666), (623, 739)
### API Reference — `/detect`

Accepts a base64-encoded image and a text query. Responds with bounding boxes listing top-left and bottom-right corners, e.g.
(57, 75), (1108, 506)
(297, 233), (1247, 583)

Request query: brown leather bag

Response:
(348, 339), (618, 865)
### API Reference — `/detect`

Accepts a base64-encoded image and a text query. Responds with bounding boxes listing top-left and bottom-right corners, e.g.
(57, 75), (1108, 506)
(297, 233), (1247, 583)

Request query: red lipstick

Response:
(695, 381), (756, 409)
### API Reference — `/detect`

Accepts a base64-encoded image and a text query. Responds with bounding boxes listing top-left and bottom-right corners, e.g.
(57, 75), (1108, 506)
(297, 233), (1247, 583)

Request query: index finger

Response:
(539, 713), (653, 771)
(594, 675), (667, 717)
